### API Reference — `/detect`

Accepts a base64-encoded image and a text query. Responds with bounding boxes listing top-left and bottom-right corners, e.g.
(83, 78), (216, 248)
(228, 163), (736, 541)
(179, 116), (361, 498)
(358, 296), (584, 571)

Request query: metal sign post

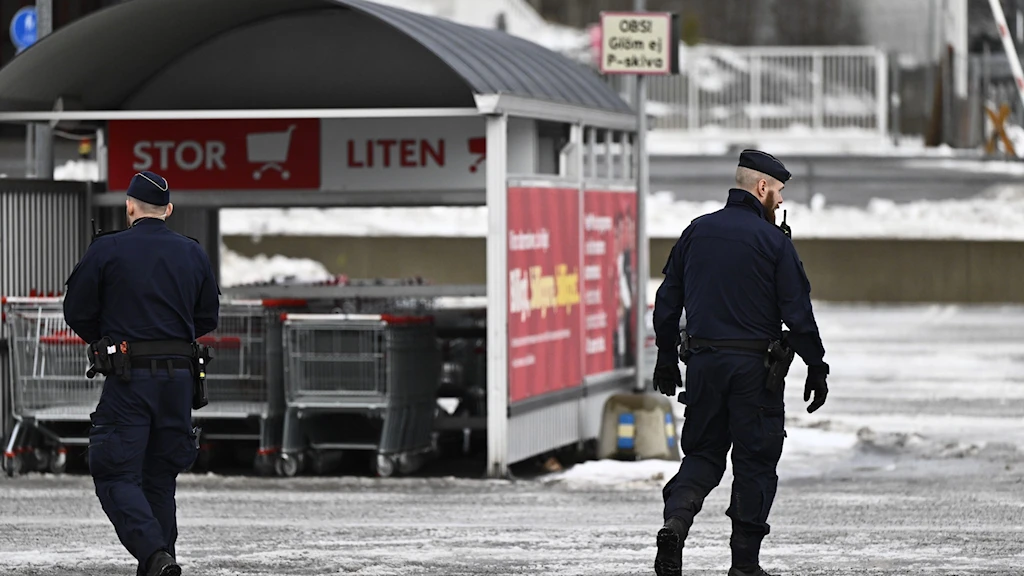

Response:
(634, 0), (649, 394)
(598, 3), (679, 393)
(33, 0), (54, 181)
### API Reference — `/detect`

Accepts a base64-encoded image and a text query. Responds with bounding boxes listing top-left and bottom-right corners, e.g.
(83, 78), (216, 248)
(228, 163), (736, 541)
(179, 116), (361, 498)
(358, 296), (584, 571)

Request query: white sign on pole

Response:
(599, 12), (679, 75)
(320, 117), (486, 191)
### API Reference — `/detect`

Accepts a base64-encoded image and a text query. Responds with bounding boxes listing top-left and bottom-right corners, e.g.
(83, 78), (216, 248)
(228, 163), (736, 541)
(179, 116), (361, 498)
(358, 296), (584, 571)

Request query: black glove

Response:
(804, 363), (829, 413)
(653, 363), (682, 397)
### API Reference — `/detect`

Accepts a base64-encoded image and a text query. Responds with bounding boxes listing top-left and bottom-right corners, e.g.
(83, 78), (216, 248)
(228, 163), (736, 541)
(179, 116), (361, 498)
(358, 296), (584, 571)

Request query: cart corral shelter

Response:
(0, 0), (645, 477)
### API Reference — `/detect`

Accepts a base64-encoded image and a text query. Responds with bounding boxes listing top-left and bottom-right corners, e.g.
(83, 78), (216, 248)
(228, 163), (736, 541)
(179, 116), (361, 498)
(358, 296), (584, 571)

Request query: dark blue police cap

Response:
(126, 171), (170, 206)
(738, 149), (791, 184)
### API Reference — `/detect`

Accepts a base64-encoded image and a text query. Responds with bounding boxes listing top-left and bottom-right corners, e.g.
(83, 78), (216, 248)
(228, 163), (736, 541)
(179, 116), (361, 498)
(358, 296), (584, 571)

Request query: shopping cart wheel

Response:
(48, 448), (67, 475)
(254, 454), (275, 477)
(33, 448), (50, 473)
(308, 450), (328, 476)
(275, 454), (299, 478)
(375, 454), (396, 478)
(4, 454), (22, 477)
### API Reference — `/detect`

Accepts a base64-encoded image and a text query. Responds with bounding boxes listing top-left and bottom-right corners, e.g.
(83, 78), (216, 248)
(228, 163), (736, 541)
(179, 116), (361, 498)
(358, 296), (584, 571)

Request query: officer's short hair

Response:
(128, 196), (168, 215)
(735, 166), (780, 190)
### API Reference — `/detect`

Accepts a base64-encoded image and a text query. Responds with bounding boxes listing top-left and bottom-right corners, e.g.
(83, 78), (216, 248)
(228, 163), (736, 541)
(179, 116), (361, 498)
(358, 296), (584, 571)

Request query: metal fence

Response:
(632, 46), (888, 138)
(0, 180), (90, 299)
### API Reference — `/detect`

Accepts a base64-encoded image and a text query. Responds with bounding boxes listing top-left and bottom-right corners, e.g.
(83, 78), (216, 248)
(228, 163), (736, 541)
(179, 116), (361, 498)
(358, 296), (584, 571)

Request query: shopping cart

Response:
(277, 313), (441, 477)
(247, 124), (296, 181)
(2, 297), (93, 476)
(192, 300), (286, 475)
(1, 297), (286, 476)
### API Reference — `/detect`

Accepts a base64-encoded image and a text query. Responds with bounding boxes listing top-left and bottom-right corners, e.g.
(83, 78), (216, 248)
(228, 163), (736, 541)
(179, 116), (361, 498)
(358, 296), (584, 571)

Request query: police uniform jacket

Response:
(63, 218), (220, 345)
(653, 188), (825, 368)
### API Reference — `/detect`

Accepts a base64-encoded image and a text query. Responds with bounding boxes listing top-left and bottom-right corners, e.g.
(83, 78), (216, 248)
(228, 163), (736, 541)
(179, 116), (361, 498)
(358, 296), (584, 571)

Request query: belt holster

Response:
(678, 332), (692, 364)
(191, 342), (213, 410)
(85, 337), (113, 379)
(85, 337), (131, 381)
(765, 331), (795, 394)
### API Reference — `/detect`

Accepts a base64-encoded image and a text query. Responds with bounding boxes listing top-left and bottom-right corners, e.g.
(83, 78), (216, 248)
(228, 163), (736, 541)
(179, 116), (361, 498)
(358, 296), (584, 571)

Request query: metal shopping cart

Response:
(2, 298), (93, 476)
(1, 297), (286, 476)
(191, 300), (287, 475)
(247, 125), (295, 181)
(277, 313), (441, 477)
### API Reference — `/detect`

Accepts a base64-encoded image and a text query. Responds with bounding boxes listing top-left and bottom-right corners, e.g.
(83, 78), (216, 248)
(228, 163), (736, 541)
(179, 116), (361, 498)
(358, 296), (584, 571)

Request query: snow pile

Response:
(544, 458), (681, 486)
(221, 206), (489, 239)
(221, 186), (1024, 241)
(219, 246), (334, 287)
(543, 426), (861, 487)
(54, 159), (100, 182)
(647, 187), (1024, 240)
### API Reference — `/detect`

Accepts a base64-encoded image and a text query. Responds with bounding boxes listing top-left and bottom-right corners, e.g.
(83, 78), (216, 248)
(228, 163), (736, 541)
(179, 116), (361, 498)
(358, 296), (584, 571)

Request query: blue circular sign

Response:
(10, 6), (38, 52)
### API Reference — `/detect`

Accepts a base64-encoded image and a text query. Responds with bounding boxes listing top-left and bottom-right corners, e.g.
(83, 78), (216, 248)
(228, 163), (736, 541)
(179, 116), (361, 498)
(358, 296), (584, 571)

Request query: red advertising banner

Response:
(583, 190), (639, 376)
(507, 186), (582, 403)
(107, 119), (320, 191)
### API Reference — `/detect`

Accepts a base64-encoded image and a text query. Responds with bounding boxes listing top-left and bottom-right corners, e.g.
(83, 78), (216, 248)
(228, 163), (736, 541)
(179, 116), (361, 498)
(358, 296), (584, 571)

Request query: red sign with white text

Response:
(583, 190), (639, 376)
(107, 119), (320, 191)
(507, 186), (582, 403)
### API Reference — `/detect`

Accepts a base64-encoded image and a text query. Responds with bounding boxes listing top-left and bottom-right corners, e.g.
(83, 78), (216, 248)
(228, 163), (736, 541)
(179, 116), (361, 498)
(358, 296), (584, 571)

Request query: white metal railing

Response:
(642, 45), (889, 137)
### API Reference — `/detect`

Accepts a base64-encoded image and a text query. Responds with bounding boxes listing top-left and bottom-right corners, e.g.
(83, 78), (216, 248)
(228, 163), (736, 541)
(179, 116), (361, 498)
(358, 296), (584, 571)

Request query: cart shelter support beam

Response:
(485, 113), (510, 479)
(92, 189), (486, 208)
(0, 107), (481, 123)
(474, 94), (637, 132)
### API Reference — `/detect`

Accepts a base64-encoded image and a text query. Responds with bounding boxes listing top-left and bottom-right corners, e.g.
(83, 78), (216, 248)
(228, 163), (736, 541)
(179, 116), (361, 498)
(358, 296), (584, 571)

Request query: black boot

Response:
(654, 516), (691, 576)
(145, 550), (181, 576)
(727, 565), (778, 576)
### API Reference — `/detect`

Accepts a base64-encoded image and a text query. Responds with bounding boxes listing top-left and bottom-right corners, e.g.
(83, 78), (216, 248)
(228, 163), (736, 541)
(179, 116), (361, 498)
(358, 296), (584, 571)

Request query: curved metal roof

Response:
(345, 0), (630, 113)
(0, 0), (631, 118)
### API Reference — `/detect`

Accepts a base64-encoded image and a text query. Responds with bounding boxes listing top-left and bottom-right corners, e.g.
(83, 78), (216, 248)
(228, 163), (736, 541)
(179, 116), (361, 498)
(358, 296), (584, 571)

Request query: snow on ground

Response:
(3, 304), (1024, 574)
(220, 184), (1024, 241)
(544, 298), (1024, 489)
(647, 130), (945, 157)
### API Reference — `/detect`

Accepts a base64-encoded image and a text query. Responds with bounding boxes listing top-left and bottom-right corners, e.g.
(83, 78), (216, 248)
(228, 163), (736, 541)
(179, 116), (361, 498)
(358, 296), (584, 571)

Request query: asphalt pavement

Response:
(2, 303), (1023, 575)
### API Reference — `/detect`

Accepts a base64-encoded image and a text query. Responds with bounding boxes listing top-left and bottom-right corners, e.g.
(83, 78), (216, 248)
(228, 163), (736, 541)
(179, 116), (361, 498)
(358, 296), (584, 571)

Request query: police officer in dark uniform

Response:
(63, 171), (220, 576)
(650, 150), (829, 576)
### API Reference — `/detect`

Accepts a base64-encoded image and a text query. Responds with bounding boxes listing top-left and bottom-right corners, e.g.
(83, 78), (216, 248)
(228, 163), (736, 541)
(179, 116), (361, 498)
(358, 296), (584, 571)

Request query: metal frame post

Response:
(876, 51), (889, 139)
(33, 0), (54, 180)
(485, 113), (510, 478)
(634, 0), (649, 393)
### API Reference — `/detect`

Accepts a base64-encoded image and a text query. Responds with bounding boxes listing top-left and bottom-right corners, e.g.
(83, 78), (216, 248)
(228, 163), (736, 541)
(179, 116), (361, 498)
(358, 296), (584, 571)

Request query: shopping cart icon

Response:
(247, 124), (296, 181)
(468, 137), (486, 173)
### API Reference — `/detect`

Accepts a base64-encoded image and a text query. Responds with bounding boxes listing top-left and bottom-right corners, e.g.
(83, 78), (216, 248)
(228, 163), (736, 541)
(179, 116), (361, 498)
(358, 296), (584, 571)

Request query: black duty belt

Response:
(130, 357), (193, 370)
(128, 339), (195, 358)
(127, 339), (195, 372)
(687, 337), (770, 352)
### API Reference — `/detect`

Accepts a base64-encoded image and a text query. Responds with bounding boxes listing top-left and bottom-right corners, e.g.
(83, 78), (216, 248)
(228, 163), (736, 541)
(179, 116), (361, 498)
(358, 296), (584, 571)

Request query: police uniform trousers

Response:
(88, 364), (198, 572)
(662, 349), (786, 567)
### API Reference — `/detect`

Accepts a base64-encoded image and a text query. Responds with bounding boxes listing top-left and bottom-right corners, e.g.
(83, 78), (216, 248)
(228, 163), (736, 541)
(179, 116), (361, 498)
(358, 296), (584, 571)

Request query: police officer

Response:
(650, 150), (829, 576)
(63, 171), (220, 576)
